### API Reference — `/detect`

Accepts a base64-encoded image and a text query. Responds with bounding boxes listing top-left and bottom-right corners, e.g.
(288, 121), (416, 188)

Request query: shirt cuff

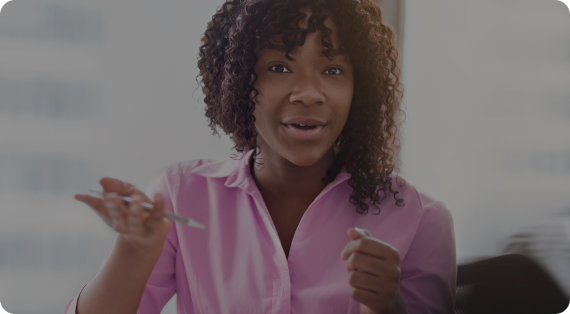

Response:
(65, 283), (89, 314)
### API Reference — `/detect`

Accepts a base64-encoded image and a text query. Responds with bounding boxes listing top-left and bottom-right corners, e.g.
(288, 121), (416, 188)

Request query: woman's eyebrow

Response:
(262, 44), (349, 58)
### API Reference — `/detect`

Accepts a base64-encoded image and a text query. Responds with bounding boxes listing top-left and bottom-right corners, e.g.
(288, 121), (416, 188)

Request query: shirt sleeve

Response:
(399, 203), (457, 314)
(64, 168), (179, 314)
(138, 168), (178, 313)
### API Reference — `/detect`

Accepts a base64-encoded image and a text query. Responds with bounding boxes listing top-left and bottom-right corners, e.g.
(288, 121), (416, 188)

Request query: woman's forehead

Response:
(261, 18), (343, 48)
(258, 43), (349, 58)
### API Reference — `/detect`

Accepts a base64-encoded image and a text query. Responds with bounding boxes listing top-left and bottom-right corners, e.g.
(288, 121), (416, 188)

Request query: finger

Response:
(147, 193), (167, 230)
(99, 178), (153, 216)
(105, 197), (129, 233)
(349, 286), (382, 313)
(100, 177), (140, 198)
(341, 237), (400, 263)
(346, 251), (383, 277)
(341, 237), (380, 260)
(126, 199), (148, 234)
(354, 227), (371, 237)
(348, 269), (381, 294)
(127, 202), (144, 234)
(75, 193), (103, 209)
(75, 194), (113, 225)
(347, 227), (366, 241)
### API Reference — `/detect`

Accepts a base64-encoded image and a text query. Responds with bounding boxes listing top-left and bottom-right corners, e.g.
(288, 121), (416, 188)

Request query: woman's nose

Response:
(288, 76), (326, 106)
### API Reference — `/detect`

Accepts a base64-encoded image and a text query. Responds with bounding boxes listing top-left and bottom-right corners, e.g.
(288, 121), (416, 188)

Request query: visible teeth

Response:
(298, 124), (313, 127)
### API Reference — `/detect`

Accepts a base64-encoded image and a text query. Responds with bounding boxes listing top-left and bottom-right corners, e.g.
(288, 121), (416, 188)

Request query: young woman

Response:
(67, 0), (456, 313)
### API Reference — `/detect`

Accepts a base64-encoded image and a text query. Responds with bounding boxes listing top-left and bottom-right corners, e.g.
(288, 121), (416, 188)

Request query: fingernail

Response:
(354, 227), (370, 236)
(354, 227), (368, 236)
(107, 192), (119, 199)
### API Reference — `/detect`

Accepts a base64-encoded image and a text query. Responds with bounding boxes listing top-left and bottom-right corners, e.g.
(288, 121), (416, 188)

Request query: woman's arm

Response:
(399, 204), (457, 313)
(77, 235), (164, 314)
(73, 177), (173, 314)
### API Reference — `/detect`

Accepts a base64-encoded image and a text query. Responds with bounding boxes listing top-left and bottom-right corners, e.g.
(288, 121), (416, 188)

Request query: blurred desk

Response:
(500, 213), (570, 299)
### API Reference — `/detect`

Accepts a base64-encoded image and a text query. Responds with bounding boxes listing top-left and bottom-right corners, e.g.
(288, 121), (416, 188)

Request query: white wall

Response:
(399, 0), (570, 261)
(0, 0), (228, 313)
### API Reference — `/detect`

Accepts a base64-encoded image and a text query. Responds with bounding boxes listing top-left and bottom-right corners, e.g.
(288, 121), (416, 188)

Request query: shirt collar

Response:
(190, 149), (352, 195)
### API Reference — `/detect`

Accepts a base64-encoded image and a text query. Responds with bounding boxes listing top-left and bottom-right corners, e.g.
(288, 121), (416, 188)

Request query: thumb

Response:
(100, 177), (136, 195)
(347, 227), (371, 240)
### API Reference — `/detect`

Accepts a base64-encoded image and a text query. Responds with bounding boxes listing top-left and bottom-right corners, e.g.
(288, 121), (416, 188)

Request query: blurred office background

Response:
(0, 0), (568, 313)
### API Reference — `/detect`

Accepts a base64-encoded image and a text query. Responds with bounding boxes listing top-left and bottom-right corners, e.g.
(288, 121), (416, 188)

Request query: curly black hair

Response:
(197, 0), (406, 214)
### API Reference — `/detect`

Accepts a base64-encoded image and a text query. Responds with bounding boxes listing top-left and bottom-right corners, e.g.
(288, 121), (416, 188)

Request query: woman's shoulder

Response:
(163, 158), (217, 176)
(386, 173), (450, 219)
(156, 154), (253, 186)
(146, 159), (214, 190)
(383, 174), (454, 247)
(160, 156), (238, 177)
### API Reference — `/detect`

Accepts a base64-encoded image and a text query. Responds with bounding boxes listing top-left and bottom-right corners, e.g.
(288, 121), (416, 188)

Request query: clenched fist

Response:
(341, 227), (407, 314)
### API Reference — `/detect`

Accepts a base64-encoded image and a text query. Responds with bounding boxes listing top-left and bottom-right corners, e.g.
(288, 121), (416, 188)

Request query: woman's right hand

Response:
(74, 177), (172, 252)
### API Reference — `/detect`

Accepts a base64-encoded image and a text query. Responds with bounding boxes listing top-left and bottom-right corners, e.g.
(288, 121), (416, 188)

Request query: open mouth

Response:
(282, 123), (325, 141)
(289, 124), (318, 130)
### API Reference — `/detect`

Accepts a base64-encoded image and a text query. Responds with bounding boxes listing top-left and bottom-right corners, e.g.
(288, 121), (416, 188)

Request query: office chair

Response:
(454, 253), (569, 314)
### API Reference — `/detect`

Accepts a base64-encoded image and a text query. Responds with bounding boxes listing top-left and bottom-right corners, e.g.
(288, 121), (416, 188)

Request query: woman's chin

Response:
(289, 158), (321, 167)
(284, 148), (334, 168)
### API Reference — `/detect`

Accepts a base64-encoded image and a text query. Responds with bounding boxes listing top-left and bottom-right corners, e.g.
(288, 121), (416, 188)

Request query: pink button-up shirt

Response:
(66, 149), (456, 314)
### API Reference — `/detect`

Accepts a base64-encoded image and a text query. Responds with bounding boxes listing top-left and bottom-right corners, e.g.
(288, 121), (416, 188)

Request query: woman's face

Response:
(252, 14), (354, 167)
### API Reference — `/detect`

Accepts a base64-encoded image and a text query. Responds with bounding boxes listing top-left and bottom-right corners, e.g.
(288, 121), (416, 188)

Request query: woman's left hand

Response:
(341, 227), (407, 314)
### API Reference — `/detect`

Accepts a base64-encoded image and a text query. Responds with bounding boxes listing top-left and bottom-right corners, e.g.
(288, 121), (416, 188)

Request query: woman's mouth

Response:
(282, 123), (325, 141)
(291, 124), (318, 130)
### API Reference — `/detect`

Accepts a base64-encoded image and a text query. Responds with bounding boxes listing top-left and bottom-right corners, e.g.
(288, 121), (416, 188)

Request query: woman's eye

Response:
(269, 65), (291, 73)
(324, 68), (343, 75)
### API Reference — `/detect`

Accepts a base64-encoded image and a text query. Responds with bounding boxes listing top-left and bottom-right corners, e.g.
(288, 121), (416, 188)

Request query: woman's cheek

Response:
(329, 85), (353, 108)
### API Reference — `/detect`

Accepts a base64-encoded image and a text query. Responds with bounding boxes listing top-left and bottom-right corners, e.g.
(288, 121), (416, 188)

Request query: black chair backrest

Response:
(454, 253), (569, 314)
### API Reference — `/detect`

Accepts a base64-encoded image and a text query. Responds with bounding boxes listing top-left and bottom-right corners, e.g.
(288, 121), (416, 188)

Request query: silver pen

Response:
(88, 190), (205, 229)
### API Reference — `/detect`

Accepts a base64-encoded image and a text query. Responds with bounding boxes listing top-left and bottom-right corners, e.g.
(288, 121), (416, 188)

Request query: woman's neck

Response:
(250, 146), (336, 204)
